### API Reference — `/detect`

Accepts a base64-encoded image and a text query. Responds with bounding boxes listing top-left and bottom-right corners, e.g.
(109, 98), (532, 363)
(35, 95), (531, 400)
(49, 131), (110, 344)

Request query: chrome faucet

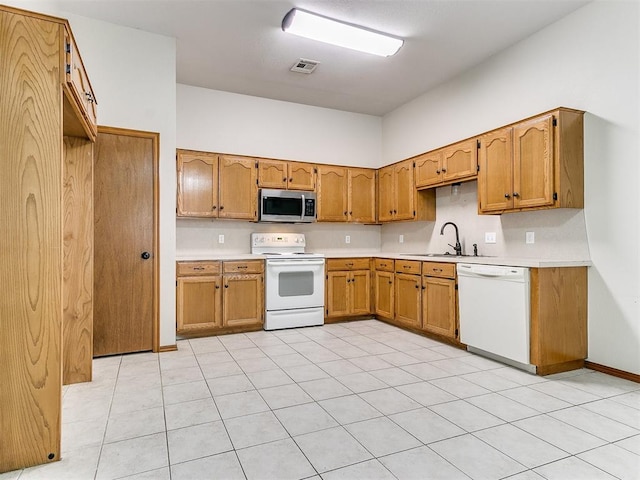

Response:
(440, 222), (462, 256)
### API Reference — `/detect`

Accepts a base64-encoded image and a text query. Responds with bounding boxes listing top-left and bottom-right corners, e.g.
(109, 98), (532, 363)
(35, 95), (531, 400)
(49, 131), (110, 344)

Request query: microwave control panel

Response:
(304, 199), (315, 216)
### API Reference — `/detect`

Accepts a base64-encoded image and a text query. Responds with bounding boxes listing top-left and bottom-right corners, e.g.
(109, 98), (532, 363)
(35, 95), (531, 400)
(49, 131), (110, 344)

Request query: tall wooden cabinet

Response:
(1, 5), (97, 472)
(478, 108), (584, 214)
(378, 160), (436, 223)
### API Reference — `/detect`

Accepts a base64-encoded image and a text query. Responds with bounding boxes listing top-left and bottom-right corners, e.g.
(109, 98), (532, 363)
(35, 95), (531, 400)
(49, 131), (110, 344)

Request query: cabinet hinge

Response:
(256, 179), (258, 185)
(477, 164), (480, 172)
(326, 309), (328, 315)
(413, 210), (416, 216)
(413, 161), (416, 168)
(65, 42), (71, 54)
(325, 275), (328, 280)
(553, 192), (558, 201)
(255, 161), (258, 168)
(455, 284), (458, 290)
(477, 139), (480, 149)
(314, 167), (318, 174)
(552, 117), (557, 127)
(66, 64), (71, 75)
(175, 281), (178, 287)
(455, 328), (459, 337)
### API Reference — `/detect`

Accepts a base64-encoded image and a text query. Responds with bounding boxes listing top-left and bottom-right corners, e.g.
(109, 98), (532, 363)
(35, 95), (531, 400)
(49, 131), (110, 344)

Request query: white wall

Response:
(382, 1), (639, 374)
(177, 85), (381, 167)
(6, 1), (178, 348)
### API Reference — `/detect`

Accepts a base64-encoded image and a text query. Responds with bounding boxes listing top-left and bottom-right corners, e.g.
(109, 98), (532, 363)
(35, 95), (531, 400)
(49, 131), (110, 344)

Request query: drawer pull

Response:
(403, 265), (411, 269)
(237, 265), (248, 269)
(346, 263), (354, 267)
(193, 266), (205, 270)
(433, 268), (442, 272)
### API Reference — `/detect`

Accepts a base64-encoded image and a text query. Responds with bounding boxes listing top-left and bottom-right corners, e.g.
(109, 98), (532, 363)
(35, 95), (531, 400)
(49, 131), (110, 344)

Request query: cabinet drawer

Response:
(223, 260), (264, 274)
(395, 260), (421, 275)
(422, 262), (456, 279)
(177, 261), (221, 276)
(326, 258), (371, 271)
(374, 258), (394, 272)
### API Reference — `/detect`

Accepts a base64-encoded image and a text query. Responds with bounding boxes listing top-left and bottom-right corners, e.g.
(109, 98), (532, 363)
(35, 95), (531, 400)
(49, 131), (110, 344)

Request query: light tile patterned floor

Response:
(3, 319), (639, 480)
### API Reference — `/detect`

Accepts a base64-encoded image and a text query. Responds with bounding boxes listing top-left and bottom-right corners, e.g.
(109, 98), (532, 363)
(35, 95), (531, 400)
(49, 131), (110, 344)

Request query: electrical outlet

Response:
(345, 235), (351, 244)
(218, 234), (224, 244)
(526, 231), (535, 244)
(485, 232), (496, 244)
(399, 235), (404, 243)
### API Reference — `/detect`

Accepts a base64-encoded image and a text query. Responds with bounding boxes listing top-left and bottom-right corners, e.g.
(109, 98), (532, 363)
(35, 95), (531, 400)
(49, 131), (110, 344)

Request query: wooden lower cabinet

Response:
(176, 260), (263, 334)
(325, 258), (371, 319)
(374, 270), (394, 319)
(421, 262), (457, 340)
(394, 273), (422, 329)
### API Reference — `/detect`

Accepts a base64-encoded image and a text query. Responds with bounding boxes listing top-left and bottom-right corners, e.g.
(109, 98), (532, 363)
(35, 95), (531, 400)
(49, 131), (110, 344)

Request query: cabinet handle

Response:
(283, 177), (287, 182)
(193, 266), (205, 271)
(513, 192), (520, 197)
(349, 211), (353, 215)
(422, 285), (426, 290)
(289, 177), (293, 182)
(434, 268), (442, 272)
(415, 284), (419, 289)
(212, 205), (217, 210)
(441, 168), (447, 173)
(380, 263), (387, 267)
(393, 210), (397, 214)
(388, 281), (393, 285)
(403, 265), (411, 269)
(504, 193), (511, 199)
(237, 265), (248, 269)
(215, 285), (220, 289)
(85, 92), (94, 103)
(389, 210), (393, 214)
(436, 170), (441, 174)
(224, 284), (229, 288)
(346, 279), (351, 283)
(352, 278), (356, 283)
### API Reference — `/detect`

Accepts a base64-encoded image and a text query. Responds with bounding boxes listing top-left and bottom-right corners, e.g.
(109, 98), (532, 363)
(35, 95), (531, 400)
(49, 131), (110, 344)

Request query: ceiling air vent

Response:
(290, 58), (319, 74)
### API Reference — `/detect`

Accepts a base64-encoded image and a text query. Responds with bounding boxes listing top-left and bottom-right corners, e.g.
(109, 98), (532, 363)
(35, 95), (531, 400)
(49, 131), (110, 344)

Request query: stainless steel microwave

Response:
(259, 189), (316, 223)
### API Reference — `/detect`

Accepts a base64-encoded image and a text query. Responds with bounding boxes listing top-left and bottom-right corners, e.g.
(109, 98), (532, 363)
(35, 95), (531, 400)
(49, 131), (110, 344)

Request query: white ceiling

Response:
(54, 0), (589, 116)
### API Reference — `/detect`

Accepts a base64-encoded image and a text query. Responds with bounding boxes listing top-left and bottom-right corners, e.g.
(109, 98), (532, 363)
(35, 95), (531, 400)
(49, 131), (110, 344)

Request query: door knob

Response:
(141, 252), (151, 260)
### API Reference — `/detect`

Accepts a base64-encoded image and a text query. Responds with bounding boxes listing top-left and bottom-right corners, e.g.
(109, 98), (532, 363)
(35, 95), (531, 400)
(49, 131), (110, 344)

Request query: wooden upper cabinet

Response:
(317, 165), (348, 221)
(478, 128), (513, 213)
(513, 114), (554, 209)
(288, 162), (315, 190)
(258, 159), (287, 189)
(218, 155), (258, 220)
(377, 165), (394, 222)
(478, 108), (583, 215)
(348, 168), (376, 223)
(394, 161), (415, 220)
(415, 151), (443, 188)
(441, 139), (478, 182)
(177, 150), (219, 217)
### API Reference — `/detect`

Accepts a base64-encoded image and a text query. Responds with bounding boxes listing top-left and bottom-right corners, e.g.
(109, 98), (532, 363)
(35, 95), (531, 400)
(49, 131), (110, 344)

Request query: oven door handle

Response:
(300, 194), (305, 222)
(267, 259), (325, 267)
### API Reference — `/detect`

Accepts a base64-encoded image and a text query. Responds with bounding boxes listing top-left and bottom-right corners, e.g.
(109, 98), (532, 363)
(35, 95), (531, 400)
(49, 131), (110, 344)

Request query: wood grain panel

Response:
(222, 274), (263, 327)
(348, 168), (376, 223)
(63, 137), (94, 385)
(415, 151), (442, 188)
(177, 276), (222, 333)
(94, 131), (155, 356)
(351, 270), (371, 315)
(218, 155), (258, 220)
(394, 273), (422, 328)
(326, 258), (371, 271)
(288, 162), (315, 190)
(374, 271), (394, 319)
(394, 161), (415, 220)
(0, 10), (63, 471)
(478, 128), (513, 213)
(326, 271), (350, 317)
(317, 165), (348, 222)
(177, 150), (218, 217)
(258, 159), (287, 189)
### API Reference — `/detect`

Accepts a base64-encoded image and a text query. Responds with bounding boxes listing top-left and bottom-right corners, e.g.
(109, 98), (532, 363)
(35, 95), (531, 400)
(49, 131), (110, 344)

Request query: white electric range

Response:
(251, 233), (325, 330)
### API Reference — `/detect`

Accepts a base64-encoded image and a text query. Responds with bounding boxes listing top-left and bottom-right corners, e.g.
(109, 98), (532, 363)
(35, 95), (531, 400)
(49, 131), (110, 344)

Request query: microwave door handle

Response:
(300, 194), (305, 222)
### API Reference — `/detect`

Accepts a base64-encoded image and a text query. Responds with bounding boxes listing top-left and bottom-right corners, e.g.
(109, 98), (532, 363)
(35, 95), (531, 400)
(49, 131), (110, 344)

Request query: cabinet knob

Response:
(441, 168), (447, 173)
(389, 210), (393, 214)
(283, 177), (287, 182)
(224, 284), (229, 288)
(415, 284), (419, 289)
(212, 205), (217, 210)
(141, 251), (151, 260)
(352, 278), (356, 283)
(393, 210), (397, 214)
(346, 279), (351, 283)
(436, 170), (441, 174)
(513, 192), (520, 197)
(504, 193), (511, 199)
(422, 285), (426, 290)
(389, 281), (393, 285)
(215, 285), (220, 289)
(289, 178), (293, 182)
(344, 211), (348, 215)
(220, 205), (224, 210)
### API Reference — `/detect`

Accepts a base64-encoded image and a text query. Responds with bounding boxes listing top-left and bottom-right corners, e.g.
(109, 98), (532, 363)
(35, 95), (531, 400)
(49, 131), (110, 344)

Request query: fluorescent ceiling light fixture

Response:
(282, 8), (403, 57)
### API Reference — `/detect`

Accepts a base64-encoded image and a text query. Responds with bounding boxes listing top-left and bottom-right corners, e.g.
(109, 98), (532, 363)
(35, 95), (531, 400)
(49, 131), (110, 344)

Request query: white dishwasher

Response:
(457, 263), (531, 368)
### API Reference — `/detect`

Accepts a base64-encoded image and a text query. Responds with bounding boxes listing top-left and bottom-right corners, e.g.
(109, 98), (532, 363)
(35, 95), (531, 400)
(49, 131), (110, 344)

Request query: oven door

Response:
(265, 258), (325, 311)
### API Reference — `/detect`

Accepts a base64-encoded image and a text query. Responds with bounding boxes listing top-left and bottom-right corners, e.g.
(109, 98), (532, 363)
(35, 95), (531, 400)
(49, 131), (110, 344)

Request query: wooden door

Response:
(513, 114), (555, 209)
(258, 159), (287, 189)
(377, 165), (394, 222)
(348, 168), (376, 223)
(350, 271), (371, 315)
(223, 274), (263, 328)
(394, 273), (422, 328)
(422, 277), (457, 339)
(442, 139), (478, 182)
(177, 276), (222, 333)
(288, 162), (315, 190)
(374, 271), (394, 319)
(326, 271), (350, 316)
(317, 165), (348, 221)
(177, 150), (218, 217)
(218, 155), (258, 220)
(394, 161), (415, 220)
(478, 128), (513, 213)
(415, 151), (443, 187)
(94, 129), (157, 356)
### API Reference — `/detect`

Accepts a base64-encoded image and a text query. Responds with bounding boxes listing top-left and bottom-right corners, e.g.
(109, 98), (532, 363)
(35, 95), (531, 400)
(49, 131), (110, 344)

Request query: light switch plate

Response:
(218, 234), (225, 244)
(526, 231), (535, 244)
(485, 232), (497, 244)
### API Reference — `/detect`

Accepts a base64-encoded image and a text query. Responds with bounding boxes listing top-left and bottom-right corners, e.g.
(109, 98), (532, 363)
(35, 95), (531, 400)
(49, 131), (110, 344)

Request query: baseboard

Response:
(157, 344), (178, 353)
(585, 361), (640, 383)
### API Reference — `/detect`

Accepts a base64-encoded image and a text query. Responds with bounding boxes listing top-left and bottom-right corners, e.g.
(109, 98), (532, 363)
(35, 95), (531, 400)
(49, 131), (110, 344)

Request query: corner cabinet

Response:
(1, 4), (97, 472)
(176, 260), (264, 335)
(378, 161), (436, 223)
(177, 150), (258, 220)
(478, 108), (584, 214)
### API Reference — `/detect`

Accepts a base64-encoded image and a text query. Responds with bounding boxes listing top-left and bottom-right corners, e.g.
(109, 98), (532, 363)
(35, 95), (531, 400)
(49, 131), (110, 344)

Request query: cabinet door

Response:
(478, 128), (513, 213)
(377, 165), (394, 222)
(513, 114), (555, 209)
(177, 276), (222, 333)
(348, 168), (376, 223)
(288, 162), (316, 190)
(177, 150), (219, 217)
(394, 273), (421, 328)
(218, 155), (258, 220)
(441, 139), (478, 182)
(394, 161), (415, 220)
(326, 271), (350, 317)
(374, 270), (394, 319)
(415, 151), (443, 188)
(422, 277), (457, 339)
(317, 165), (348, 221)
(350, 270), (371, 315)
(64, 28), (97, 139)
(258, 159), (287, 189)
(223, 274), (263, 328)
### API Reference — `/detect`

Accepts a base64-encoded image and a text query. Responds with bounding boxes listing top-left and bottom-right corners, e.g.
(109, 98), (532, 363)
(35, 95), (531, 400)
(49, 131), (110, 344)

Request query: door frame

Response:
(97, 125), (160, 353)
